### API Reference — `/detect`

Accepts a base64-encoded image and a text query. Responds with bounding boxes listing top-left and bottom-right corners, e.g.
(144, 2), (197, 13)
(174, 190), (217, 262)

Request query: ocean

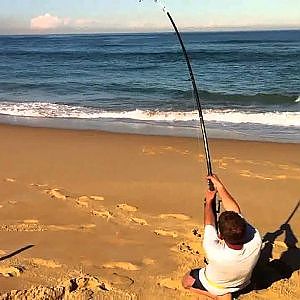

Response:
(0, 30), (299, 142)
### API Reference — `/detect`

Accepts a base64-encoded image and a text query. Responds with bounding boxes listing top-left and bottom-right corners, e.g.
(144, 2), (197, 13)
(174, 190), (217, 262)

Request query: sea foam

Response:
(0, 101), (299, 128)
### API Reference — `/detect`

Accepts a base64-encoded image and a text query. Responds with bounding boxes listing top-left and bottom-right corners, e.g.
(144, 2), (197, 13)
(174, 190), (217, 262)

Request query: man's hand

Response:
(207, 174), (224, 191)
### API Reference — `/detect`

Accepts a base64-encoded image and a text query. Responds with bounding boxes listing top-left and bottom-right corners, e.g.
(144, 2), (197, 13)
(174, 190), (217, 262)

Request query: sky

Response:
(0, 0), (300, 34)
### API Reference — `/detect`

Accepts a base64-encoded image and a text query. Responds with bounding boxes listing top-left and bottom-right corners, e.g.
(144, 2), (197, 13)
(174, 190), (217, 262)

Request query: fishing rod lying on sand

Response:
(140, 0), (221, 219)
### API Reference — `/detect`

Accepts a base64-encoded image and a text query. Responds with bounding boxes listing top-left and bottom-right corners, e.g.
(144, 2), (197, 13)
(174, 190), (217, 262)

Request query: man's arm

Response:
(203, 189), (220, 257)
(207, 174), (241, 213)
(204, 189), (217, 227)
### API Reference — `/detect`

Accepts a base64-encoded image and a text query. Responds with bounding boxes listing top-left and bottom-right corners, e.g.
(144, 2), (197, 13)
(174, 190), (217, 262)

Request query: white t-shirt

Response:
(198, 222), (262, 296)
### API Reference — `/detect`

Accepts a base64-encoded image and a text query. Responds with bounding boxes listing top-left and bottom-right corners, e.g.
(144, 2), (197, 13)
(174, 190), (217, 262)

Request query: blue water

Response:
(0, 30), (299, 142)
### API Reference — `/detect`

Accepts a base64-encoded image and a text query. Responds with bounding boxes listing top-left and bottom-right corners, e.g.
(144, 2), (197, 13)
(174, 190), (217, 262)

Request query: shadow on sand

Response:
(0, 245), (34, 261)
(236, 200), (300, 297)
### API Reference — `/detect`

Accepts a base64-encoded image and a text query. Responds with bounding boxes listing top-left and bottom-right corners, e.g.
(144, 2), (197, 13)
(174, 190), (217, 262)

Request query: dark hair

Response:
(218, 211), (247, 245)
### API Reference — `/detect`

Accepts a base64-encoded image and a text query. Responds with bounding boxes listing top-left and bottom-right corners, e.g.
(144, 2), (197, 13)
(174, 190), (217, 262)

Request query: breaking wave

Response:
(0, 101), (299, 127)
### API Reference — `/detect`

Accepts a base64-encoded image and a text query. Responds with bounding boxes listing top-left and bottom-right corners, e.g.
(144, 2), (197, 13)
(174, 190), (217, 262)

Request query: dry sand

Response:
(0, 124), (299, 299)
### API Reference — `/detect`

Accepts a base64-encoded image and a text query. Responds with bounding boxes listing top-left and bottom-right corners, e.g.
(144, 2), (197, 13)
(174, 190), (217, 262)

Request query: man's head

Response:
(218, 211), (247, 245)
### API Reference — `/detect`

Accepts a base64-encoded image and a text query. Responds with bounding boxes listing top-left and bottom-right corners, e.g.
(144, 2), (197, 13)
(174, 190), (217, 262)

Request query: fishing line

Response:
(140, 0), (220, 215)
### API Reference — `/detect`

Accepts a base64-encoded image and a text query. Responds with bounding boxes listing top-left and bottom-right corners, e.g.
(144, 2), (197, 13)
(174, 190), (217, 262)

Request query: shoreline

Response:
(0, 123), (299, 298)
(1, 121), (300, 146)
(0, 118), (299, 145)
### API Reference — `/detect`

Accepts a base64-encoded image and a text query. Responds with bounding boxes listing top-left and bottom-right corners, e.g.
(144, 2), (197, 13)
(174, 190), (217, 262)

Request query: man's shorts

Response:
(190, 269), (207, 291)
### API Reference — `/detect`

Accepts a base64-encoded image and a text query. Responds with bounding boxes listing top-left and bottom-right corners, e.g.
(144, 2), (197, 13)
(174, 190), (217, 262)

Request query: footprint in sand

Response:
(158, 278), (183, 291)
(240, 170), (252, 178)
(142, 258), (156, 266)
(76, 198), (89, 208)
(0, 266), (24, 277)
(48, 225), (78, 231)
(159, 214), (191, 221)
(276, 175), (287, 180)
(46, 189), (67, 200)
(255, 175), (273, 180)
(102, 262), (141, 271)
(111, 273), (134, 288)
(31, 258), (62, 269)
(240, 170), (273, 181)
(4, 178), (16, 183)
(116, 204), (138, 212)
(8, 200), (17, 205)
(90, 195), (105, 201)
(217, 159), (230, 170)
(48, 224), (95, 232)
(142, 147), (156, 156)
(92, 209), (113, 220)
(30, 183), (48, 187)
(154, 229), (178, 238)
(80, 224), (96, 230)
(62, 275), (112, 292)
(23, 219), (39, 224)
(77, 196), (90, 201)
(76, 195), (104, 207)
(130, 217), (148, 226)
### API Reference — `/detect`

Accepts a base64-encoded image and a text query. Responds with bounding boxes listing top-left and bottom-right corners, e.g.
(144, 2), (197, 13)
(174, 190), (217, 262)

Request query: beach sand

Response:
(0, 124), (299, 299)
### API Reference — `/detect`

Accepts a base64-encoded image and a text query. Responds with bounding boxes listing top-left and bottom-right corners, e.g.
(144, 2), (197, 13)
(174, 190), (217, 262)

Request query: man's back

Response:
(200, 222), (262, 295)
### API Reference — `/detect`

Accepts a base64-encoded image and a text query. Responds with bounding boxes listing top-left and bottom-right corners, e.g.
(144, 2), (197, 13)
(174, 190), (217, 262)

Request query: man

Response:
(182, 174), (262, 299)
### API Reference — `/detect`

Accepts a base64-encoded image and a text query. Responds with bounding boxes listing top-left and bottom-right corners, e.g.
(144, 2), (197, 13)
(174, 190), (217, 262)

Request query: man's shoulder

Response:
(203, 225), (219, 242)
(203, 225), (224, 253)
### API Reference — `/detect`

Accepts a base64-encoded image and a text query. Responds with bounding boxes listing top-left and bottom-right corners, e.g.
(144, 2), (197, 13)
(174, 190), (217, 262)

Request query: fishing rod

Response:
(141, 0), (220, 218)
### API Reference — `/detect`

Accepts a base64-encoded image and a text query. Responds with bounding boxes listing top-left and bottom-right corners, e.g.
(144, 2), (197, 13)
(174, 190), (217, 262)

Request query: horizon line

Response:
(0, 26), (299, 37)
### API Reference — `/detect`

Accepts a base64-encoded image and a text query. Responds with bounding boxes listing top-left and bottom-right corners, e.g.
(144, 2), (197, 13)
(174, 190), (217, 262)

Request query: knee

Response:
(182, 272), (195, 289)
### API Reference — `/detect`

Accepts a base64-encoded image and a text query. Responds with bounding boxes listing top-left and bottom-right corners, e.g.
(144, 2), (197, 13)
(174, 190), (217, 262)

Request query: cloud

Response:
(30, 13), (70, 30)
(29, 13), (166, 33)
(30, 13), (107, 31)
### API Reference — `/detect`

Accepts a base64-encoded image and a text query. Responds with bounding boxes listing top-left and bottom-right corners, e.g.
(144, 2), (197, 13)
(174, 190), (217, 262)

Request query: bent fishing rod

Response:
(141, 0), (220, 218)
